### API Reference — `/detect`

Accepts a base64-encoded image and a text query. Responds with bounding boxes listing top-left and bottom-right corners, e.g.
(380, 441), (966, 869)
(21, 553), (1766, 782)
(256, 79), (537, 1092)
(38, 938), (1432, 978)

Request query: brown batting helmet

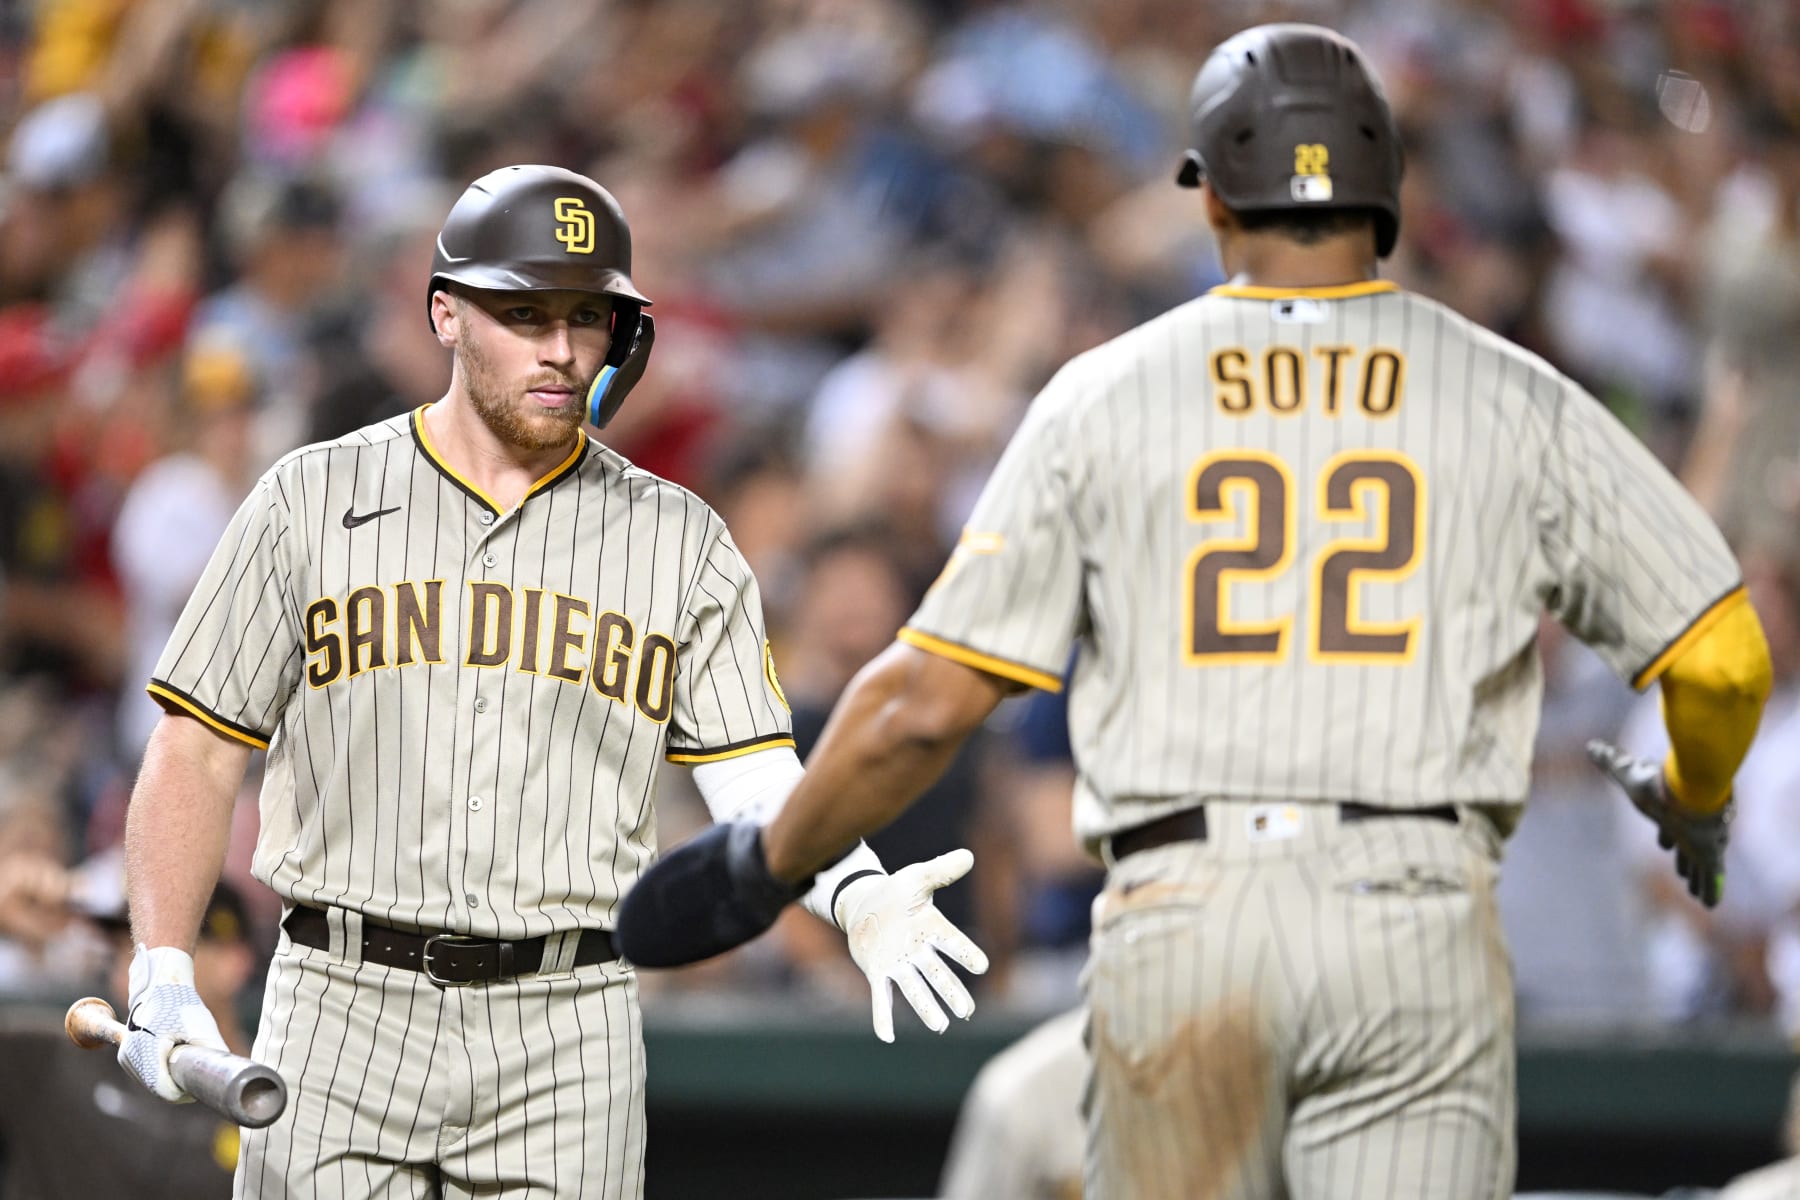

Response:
(429, 164), (655, 428)
(1175, 24), (1404, 257)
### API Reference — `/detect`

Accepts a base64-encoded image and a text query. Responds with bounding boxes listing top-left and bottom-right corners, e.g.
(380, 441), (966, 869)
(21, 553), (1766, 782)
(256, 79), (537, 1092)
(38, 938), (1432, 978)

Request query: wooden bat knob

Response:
(65, 996), (122, 1050)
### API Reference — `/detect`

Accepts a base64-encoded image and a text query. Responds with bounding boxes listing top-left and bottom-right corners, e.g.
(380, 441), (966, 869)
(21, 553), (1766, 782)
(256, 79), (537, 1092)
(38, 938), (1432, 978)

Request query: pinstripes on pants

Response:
(1082, 802), (1514, 1200)
(237, 926), (644, 1199)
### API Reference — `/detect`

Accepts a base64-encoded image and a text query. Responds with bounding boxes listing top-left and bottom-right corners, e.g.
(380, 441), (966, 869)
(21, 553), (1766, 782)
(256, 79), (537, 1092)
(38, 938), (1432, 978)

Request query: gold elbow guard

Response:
(1657, 591), (1772, 815)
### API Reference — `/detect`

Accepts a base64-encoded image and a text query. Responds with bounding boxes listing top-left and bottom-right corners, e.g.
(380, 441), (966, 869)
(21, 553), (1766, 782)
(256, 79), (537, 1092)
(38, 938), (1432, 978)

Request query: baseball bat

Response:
(63, 997), (288, 1128)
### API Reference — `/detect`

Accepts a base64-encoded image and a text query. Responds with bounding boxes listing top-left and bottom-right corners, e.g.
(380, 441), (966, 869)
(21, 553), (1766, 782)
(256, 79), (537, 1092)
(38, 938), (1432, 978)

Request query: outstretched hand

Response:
(836, 851), (990, 1043)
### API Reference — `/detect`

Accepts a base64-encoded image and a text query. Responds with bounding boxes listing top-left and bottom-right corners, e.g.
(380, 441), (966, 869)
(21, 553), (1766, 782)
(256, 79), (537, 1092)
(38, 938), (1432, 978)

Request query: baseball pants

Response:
(1084, 800), (1515, 1200)
(237, 912), (644, 1199)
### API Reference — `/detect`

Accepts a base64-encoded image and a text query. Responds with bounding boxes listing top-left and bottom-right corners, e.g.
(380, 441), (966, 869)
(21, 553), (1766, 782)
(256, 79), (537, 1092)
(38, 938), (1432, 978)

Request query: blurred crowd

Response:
(0, 0), (1798, 1049)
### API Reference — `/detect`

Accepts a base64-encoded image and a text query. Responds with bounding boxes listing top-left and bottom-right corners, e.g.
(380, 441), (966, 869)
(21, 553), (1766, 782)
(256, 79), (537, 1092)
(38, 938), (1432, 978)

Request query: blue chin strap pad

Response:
(585, 365), (618, 427)
(586, 310), (655, 429)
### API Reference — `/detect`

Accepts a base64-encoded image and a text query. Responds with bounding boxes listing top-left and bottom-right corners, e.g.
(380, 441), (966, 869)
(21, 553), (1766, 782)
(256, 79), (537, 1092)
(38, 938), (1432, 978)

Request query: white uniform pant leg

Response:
(1083, 805), (1515, 1200)
(236, 932), (446, 1199)
(438, 961), (645, 1200)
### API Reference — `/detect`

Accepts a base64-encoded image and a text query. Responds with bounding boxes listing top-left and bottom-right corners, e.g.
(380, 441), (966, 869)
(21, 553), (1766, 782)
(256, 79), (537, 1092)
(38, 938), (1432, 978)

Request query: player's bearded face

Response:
(453, 291), (612, 452)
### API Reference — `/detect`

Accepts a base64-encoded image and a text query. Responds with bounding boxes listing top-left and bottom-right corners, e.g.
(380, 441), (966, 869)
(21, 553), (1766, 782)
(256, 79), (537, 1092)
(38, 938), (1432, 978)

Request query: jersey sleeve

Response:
(902, 366), (1087, 692)
(666, 522), (795, 764)
(1537, 381), (1744, 689)
(148, 476), (303, 748)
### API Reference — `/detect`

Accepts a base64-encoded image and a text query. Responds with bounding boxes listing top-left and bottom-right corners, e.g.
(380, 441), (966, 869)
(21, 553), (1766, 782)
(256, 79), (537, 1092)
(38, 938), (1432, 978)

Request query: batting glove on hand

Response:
(1587, 740), (1731, 908)
(119, 945), (228, 1103)
(836, 851), (991, 1044)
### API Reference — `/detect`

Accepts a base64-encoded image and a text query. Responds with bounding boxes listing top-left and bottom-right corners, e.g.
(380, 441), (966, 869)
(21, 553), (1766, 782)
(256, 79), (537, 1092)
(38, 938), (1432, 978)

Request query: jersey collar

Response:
(1207, 280), (1399, 301)
(409, 405), (590, 516)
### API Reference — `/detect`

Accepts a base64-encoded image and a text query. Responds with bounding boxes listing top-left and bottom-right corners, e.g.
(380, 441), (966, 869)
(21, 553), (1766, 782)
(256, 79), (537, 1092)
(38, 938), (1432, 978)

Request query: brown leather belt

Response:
(284, 906), (617, 987)
(1107, 802), (1459, 863)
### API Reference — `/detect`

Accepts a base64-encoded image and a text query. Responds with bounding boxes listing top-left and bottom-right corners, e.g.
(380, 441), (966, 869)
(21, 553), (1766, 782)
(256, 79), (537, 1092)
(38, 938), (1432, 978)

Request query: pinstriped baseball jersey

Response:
(149, 406), (792, 938)
(904, 280), (1741, 849)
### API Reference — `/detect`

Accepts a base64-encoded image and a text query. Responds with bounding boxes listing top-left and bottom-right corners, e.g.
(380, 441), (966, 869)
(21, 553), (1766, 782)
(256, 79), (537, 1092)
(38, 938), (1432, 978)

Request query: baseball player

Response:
(938, 1008), (1086, 1200)
(117, 164), (985, 1199)
(617, 25), (1774, 1199)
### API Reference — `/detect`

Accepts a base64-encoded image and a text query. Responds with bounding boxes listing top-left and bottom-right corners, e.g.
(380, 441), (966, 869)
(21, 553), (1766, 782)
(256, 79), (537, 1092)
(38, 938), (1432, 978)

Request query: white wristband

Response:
(806, 842), (885, 928)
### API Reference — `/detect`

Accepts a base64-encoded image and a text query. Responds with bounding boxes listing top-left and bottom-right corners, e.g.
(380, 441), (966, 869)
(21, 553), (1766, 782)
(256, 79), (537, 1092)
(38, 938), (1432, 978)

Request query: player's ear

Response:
(1200, 182), (1235, 233)
(430, 289), (459, 348)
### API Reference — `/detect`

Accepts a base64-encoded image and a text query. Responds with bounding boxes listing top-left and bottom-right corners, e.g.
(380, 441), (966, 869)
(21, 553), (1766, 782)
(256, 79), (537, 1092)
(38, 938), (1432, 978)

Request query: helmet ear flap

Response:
(585, 307), (655, 429)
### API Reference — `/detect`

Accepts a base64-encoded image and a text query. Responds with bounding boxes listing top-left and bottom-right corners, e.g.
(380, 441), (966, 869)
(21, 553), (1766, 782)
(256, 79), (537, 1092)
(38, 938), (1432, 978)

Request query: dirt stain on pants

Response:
(1090, 999), (1272, 1200)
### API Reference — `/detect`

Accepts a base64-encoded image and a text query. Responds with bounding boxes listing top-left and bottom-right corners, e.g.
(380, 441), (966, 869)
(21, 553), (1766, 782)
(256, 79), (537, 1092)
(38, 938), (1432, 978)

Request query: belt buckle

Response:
(423, 934), (488, 988)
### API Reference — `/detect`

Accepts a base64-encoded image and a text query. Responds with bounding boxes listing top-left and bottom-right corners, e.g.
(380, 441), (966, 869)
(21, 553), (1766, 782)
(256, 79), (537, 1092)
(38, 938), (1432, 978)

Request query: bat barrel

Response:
(170, 1044), (289, 1129)
(227, 1065), (288, 1128)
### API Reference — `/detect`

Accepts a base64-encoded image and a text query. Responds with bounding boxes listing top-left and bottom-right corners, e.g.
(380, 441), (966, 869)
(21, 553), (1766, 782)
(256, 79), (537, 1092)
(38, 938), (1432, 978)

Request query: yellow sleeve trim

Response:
(897, 627), (1064, 693)
(1209, 280), (1398, 301)
(146, 683), (272, 750)
(666, 735), (797, 765)
(1632, 585), (1749, 690)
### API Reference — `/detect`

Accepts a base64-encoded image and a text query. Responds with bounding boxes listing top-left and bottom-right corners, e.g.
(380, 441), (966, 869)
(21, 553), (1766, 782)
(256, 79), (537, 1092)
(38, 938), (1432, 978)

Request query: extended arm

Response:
(1589, 592), (1772, 906)
(125, 713), (252, 951)
(762, 642), (1015, 881)
(615, 643), (1016, 977)
(689, 736), (993, 1040)
(118, 711), (251, 1100)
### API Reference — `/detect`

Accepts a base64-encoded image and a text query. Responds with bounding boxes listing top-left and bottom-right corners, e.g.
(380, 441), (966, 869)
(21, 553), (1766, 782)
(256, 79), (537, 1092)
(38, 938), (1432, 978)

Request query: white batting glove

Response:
(836, 850), (991, 1044)
(119, 945), (228, 1103)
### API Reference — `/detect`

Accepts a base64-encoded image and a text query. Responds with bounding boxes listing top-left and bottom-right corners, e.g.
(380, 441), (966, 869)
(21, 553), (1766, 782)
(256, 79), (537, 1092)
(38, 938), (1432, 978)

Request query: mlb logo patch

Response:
(1291, 174), (1334, 202)
(1272, 298), (1328, 324)
(1247, 804), (1305, 843)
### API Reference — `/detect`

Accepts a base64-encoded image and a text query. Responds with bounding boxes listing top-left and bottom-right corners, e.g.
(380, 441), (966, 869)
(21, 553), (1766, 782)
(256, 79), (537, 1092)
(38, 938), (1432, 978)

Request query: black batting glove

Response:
(1587, 740), (1731, 909)
(616, 822), (811, 967)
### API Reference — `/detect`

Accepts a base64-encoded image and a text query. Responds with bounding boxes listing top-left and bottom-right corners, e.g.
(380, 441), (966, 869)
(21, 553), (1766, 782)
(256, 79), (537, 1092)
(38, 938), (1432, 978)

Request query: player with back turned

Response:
(114, 164), (985, 1199)
(619, 24), (1775, 1199)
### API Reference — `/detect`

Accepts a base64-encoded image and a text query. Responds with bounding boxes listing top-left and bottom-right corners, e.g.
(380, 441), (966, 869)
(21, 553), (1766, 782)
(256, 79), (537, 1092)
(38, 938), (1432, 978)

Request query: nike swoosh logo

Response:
(342, 505), (401, 529)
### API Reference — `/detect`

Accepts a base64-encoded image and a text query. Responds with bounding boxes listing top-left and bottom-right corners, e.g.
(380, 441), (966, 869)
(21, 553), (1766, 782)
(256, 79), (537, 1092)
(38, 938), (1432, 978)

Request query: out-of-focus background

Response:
(0, 0), (1798, 1196)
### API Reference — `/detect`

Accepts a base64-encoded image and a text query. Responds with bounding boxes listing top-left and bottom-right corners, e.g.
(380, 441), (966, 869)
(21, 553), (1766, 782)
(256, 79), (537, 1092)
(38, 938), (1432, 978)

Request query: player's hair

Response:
(1234, 206), (1382, 246)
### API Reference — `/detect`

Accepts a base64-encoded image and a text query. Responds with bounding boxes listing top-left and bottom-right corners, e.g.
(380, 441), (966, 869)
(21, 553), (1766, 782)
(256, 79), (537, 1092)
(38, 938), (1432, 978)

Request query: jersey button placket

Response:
(463, 504), (507, 926)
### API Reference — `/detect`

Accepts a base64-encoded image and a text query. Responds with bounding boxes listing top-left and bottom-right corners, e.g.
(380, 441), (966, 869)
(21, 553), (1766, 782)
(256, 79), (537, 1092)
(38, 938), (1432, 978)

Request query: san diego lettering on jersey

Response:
(147, 408), (793, 939)
(302, 580), (677, 722)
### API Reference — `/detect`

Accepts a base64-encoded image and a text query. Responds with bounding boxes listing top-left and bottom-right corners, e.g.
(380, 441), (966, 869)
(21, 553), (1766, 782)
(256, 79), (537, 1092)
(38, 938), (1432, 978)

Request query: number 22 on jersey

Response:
(1182, 449), (1424, 665)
